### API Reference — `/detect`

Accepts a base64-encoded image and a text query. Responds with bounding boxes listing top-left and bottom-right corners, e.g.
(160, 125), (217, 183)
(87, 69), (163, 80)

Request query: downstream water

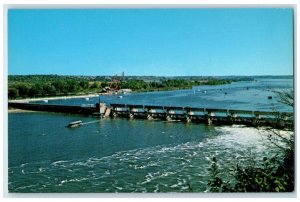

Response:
(8, 77), (293, 192)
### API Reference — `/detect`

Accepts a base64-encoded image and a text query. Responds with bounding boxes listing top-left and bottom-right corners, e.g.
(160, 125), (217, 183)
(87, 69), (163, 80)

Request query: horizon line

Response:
(8, 74), (294, 77)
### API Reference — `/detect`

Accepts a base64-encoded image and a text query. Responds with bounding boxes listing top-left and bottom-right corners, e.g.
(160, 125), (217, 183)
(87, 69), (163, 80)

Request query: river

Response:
(8, 77), (293, 192)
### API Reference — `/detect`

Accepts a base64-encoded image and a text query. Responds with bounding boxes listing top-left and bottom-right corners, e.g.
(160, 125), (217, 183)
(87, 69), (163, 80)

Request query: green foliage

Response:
(8, 88), (19, 99)
(15, 83), (30, 98)
(197, 79), (231, 86)
(120, 80), (147, 90)
(8, 75), (98, 99)
(90, 82), (99, 89)
(233, 156), (289, 192)
(100, 82), (107, 88)
(276, 89), (294, 107)
(120, 79), (213, 91)
(208, 157), (223, 192)
(79, 80), (89, 89)
(207, 152), (294, 192)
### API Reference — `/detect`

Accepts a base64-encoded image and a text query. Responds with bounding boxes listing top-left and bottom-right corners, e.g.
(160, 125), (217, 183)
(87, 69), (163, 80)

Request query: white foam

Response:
(51, 160), (70, 166)
(14, 184), (37, 191)
(20, 163), (28, 168)
(10, 125), (290, 192)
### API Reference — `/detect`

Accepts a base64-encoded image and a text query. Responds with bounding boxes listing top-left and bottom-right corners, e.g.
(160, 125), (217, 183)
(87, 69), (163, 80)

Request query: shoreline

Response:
(8, 87), (194, 103)
(8, 80), (247, 103)
(8, 93), (109, 103)
(8, 108), (36, 113)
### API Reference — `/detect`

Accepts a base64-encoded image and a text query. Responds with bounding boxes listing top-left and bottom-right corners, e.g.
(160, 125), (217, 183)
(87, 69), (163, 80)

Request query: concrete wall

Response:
(8, 102), (96, 115)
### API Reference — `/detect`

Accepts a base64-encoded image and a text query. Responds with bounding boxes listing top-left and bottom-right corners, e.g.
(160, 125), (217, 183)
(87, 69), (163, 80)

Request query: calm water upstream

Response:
(8, 78), (293, 192)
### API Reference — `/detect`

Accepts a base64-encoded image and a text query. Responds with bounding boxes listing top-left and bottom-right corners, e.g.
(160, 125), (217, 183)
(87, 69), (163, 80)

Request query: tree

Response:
(43, 84), (56, 96)
(100, 82), (107, 88)
(276, 89), (294, 107)
(90, 82), (99, 89)
(28, 83), (43, 97)
(79, 80), (89, 89)
(52, 80), (66, 94)
(207, 157), (232, 192)
(15, 83), (30, 98)
(8, 88), (19, 99)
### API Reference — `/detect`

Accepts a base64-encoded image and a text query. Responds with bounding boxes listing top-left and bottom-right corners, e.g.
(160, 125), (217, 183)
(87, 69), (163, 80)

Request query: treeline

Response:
(8, 76), (103, 99)
(120, 79), (194, 91)
(8, 75), (240, 99)
(119, 79), (231, 91)
(9, 74), (255, 83)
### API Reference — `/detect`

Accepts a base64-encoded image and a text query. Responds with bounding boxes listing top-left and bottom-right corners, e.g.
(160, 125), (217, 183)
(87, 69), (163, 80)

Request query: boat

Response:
(85, 97), (89, 101)
(67, 120), (83, 128)
(43, 99), (48, 103)
(118, 95), (123, 99)
(268, 96), (272, 99)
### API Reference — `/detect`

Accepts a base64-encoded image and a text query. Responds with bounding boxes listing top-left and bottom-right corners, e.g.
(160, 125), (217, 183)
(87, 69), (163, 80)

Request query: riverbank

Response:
(8, 86), (195, 103)
(8, 83), (228, 103)
(9, 93), (109, 103)
(8, 108), (35, 113)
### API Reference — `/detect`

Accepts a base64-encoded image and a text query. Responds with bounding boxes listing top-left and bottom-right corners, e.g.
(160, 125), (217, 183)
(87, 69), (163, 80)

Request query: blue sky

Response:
(8, 8), (293, 76)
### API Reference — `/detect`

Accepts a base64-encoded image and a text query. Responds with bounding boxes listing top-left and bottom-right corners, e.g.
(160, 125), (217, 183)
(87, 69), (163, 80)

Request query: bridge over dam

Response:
(8, 102), (293, 128)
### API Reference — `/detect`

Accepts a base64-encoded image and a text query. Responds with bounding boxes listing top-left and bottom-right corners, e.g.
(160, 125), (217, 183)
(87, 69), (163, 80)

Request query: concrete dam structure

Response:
(8, 102), (293, 128)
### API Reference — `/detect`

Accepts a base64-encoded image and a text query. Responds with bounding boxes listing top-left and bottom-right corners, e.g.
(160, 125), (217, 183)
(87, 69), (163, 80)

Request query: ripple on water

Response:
(9, 126), (287, 192)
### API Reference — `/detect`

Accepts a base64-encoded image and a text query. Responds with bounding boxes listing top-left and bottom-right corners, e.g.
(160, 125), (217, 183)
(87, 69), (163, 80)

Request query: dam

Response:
(8, 101), (293, 129)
